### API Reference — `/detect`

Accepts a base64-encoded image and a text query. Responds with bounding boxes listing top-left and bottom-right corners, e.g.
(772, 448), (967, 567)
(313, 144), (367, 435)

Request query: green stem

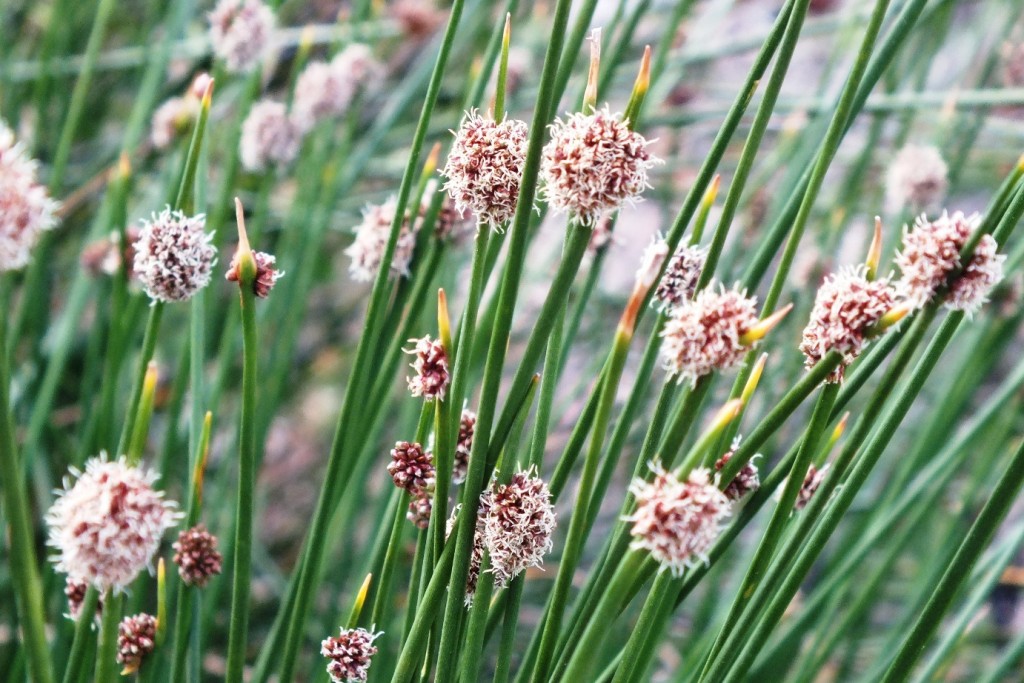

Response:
(61, 586), (99, 683)
(0, 282), (53, 683)
(94, 591), (122, 682)
(225, 269), (259, 682)
(116, 303), (164, 456)
(881, 436), (1024, 681)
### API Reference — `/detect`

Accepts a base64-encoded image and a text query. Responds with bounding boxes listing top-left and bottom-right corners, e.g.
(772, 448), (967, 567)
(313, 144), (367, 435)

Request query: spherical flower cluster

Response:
(433, 195), (472, 241)
(344, 198), (419, 282)
(387, 441), (435, 494)
(150, 96), (199, 150)
(0, 120), (59, 272)
(292, 44), (382, 134)
(799, 266), (897, 383)
(885, 144), (948, 212)
(208, 0), (276, 73)
(406, 492), (432, 529)
(655, 244), (708, 311)
(226, 249), (284, 298)
(133, 208), (216, 303)
(626, 464), (731, 575)
(541, 106), (659, 225)
(65, 577), (104, 621)
(453, 408), (477, 485)
(172, 524), (223, 588)
(795, 464), (829, 511)
(321, 627), (382, 683)
(442, 111), (530, 230)
(659, 284), (760, 386)
(47, 456), (181, 592)
(481, 469), (557, 588)
(240, 100), (302, 172)
(117, 613), (158, 673)
(405, 335), (449, 400)
(895, 211), (1004, 314)
(713, 442), (760, 502)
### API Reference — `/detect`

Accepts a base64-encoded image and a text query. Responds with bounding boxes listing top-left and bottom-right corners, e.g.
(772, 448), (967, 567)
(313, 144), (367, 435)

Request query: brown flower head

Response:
(885, 145), (948, 212)
(541, 105), (659, 225)
(65, 577), (104, 621)
(800, 266), (897, 383)
(407, 492), (433, 529)
(172, 524), (223, 588)
(117, 613), (158, 673)
(387, 441), (435, 495)
(453, 408), (477, 485)
(481, 468), (557, 588)
(134, 208), (216, 303)
(655, 244), (708, 311)
(47, 456), (181, 592)
(626, 464), (731, 575)
(895, 211), (1004, 314)
(405, 335), (450, 400)
(321, 627), (382, 683)
(344, 197), (419, 282)
(796, 464), (829, 510)
(150, 96), (200, 150)
(442, 110), (529, 230)
(292, 46), (381, 134)
(714, 441), (760, 502)
(240, 100), (301, 172)
(208, 0), (276, 73)
(659, 283), (760, 386)
(0, 120), (59, 272)
(226, 249), (283, 298)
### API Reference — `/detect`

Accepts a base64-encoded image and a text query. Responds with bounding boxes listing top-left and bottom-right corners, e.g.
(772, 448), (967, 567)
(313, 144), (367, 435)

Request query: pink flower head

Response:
(541, 105), (659, 225)
(387, 441), (435, 495)
(172, 524), (223, 588)
(344, 197), (419, 282)
(453, 408), (477, 485)
(133, 208), (216, 303)
(442, 110), (529, 230)
(405, 335), (450, 400)
(714, 440), (760, 502)
(654, 244), (708, 311)
(885, 145), (948, 212)
(240, 100), (301, 172)
(226, 249), (283, 298)
(321, 627), (382, 682)
(659, 283), (760, 386)
(208, 0), (276, 73)
(47, 456), (181, 592)
(481, 468), (556, 588)
(626, 464), (731, 575)
(0, 120), (59, 272)
(117, 613), (158, 673)
(895, 211), (1004, 314)
(800, 266), (897, 383)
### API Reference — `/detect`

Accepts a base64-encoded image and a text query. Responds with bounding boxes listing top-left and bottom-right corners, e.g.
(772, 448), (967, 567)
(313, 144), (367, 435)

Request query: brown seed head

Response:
(172, 524), (223, 588)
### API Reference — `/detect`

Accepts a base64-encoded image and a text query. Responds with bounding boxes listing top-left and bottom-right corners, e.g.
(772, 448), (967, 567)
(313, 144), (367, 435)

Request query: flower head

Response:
(208, 0), (276, 73)
(0, 120), (59, 272)
(895, 211), (1004, 313)
(635, 234), (670, 290)
(885, 145), (948, 212)
(291, 46), (381, 133)
(405, 335), (449, 400)
(226, 249), (283, 298)
(150, 96), (199, 150)
(133, 208), (216, 303)
(442, 111), (530, 230)
(445, 503), (488, 605)
(387, 441), (435, 495)
(481, 468), (557, 588)
(799, 266), (897, 383)
(47, 456), (181, 592)
(626, 464), (731, 575)
(172, 524), (223, 588)
(240, 100), (301, 172)
(714, 442), (760, 502)
(453, 408), (477, 485)
(796, 464), (828, 510)
(117, 613), (158, 674)
(541, 105), (659, 225)
(81, 227), (141, 279)
(655, 244), (708, 311)
(344, 197), (419, 282)
(659, 284), (760, 386)
(321, 627), (382, 683)
(407, 492), (432, 529)
(65, 577), (104, 621)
